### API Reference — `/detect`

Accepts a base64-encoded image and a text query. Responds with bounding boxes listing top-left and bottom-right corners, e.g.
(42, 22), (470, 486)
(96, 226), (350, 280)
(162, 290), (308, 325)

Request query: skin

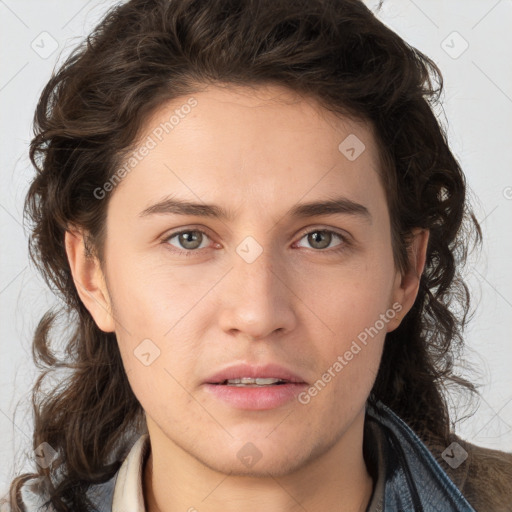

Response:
(65, 84), (429, 512)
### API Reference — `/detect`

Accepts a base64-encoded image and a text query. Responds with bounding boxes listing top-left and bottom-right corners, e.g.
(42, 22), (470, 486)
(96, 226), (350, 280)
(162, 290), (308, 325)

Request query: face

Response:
(68, 84), (427, 478)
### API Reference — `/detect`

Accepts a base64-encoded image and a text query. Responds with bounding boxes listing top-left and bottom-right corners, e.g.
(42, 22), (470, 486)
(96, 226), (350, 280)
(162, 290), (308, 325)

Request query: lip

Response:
(203, 363), (307, 385)
(203, 382), (308, 410)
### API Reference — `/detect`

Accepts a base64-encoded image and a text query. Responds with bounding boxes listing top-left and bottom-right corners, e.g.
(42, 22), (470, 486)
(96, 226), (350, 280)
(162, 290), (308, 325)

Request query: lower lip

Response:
(203, 383), (308, 410)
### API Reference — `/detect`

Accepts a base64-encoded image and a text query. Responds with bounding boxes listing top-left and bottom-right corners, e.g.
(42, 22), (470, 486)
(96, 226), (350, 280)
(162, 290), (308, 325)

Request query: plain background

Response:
(1, 0), (511, 493)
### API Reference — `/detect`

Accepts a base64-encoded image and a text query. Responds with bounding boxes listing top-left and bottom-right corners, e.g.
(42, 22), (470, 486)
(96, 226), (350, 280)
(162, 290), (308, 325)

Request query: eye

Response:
(164, 229), (212, 255)
(295, 229), (348, 252)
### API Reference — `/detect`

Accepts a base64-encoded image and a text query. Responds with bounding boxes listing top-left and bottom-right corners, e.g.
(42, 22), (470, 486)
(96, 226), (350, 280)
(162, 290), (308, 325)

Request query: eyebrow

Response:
(139, 195), (372, 223)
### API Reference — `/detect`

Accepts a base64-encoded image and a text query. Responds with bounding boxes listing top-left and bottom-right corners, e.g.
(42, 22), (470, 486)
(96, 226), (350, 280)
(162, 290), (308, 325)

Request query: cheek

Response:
(291, 256), (393, 390)
(103, 256), (194, 375)
(293, 253), (396, 333)
(300, 300), (385, 418)
(106, 248), (209, 331)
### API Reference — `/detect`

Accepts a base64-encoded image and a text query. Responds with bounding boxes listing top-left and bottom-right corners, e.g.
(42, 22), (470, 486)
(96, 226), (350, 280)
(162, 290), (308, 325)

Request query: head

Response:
(11, 0), (481, 509)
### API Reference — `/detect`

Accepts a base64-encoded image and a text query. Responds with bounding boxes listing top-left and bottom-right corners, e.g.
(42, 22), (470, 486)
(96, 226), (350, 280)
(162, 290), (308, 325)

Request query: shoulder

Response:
(460, 437), (512, 512)
(426, 433), (512, 512)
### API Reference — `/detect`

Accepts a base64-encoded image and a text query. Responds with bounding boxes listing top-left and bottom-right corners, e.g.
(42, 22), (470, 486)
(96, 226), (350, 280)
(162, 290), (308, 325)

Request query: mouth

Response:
(202, 363), (308, 409)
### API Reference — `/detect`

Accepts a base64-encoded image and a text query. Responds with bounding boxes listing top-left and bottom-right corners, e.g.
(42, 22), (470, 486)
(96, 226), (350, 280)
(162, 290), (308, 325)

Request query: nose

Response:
(217, 244), (298, 340)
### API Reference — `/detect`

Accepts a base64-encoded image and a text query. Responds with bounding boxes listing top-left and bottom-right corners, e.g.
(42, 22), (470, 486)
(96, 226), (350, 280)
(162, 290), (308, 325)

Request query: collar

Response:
(111, 432), (150, 512)
(364, 398), (476, 511)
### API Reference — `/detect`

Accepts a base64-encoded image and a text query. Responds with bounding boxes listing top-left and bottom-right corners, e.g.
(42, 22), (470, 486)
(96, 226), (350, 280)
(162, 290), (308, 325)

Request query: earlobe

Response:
(64, 229), (115, 333)
(387, 228), (430, 332)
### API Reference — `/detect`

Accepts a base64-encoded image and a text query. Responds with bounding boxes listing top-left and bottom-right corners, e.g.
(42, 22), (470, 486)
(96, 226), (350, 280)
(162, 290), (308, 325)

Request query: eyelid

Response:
(293, 226), (349, 251)
(295, 225), (349, 241)
(162, 226), (216, 254)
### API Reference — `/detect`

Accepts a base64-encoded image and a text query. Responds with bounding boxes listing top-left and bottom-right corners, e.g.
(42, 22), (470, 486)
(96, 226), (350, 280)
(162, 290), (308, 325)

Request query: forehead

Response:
(139, 83), (375, 152)
(107, 84), (386, 223)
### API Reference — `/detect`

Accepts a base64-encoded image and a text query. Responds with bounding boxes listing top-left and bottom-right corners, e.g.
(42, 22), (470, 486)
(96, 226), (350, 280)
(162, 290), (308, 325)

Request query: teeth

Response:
(224, 377), (286, 386)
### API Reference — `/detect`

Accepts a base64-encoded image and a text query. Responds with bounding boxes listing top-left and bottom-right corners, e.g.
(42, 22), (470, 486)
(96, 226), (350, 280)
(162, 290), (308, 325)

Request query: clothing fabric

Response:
(363, 400), (475, 511)
(6, 399), (495, 511)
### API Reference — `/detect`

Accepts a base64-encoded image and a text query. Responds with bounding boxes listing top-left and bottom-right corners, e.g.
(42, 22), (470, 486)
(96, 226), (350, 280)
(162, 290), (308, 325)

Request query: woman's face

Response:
(69, 84), (427, 477)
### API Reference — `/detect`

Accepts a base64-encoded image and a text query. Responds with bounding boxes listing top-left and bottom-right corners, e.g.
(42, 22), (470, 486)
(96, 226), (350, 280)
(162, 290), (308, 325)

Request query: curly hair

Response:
(6, 0), (482, 509)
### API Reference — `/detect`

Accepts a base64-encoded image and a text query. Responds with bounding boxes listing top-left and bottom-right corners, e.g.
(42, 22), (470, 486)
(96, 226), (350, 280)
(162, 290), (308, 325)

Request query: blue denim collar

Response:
(365, 398), (476, 511)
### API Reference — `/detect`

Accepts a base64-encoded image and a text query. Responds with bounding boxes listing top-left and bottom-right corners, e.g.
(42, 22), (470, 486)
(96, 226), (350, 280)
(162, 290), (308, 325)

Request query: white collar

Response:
(112, 433), (150, 511)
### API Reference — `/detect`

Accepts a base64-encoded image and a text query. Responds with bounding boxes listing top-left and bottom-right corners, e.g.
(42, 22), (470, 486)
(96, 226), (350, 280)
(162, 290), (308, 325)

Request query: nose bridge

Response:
(218, 235), (295, 338)
(233, 235), (282, 303)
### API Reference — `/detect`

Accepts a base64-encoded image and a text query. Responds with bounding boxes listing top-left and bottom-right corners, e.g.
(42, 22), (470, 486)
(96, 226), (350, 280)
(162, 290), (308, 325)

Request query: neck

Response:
(143, 408), (374, 512)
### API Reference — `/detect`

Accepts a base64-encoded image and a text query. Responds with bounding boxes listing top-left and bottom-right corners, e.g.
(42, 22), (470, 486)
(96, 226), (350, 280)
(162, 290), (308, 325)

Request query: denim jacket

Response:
(363, 399), (476, 511)
(9, 399), (508, 511)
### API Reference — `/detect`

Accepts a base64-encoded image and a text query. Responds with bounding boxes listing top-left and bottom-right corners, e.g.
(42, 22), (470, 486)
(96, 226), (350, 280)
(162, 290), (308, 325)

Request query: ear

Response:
(64, 229), (115, 333)
(387, 228), (430, 332)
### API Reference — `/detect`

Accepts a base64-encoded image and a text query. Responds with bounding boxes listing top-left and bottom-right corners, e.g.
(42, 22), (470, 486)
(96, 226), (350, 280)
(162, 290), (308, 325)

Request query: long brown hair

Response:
(6, 0), (482, 509)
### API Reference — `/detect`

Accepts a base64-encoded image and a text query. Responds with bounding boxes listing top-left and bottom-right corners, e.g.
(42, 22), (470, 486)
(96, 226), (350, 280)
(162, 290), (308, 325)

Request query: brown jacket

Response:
(426, 432), (512, 511)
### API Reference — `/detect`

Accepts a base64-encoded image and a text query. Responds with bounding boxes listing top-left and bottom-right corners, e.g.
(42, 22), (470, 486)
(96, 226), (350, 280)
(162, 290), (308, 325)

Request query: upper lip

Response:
(204, 363), (307, 384)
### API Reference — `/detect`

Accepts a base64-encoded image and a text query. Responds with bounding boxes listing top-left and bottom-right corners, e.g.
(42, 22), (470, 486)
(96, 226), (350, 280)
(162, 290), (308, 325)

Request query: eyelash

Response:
(161, 227), (350, 257)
